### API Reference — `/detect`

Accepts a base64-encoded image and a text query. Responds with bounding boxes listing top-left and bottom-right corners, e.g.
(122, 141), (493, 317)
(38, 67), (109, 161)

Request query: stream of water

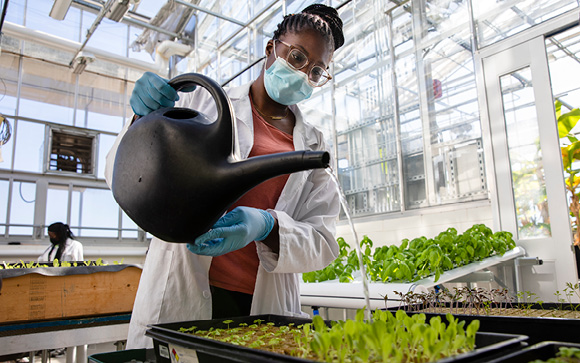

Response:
(325, 167), (373, 321)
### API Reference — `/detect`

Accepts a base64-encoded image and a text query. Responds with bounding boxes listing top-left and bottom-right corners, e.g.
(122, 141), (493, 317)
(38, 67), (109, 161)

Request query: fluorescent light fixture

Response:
(49, 0), (73, 21)
(105, 0), (131, 22)
(71, 52), (96, 74)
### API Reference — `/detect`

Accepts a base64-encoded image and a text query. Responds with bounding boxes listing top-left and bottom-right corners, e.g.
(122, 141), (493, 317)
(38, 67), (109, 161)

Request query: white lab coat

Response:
(38, 238), (84, 262)
(104, 81), (340, 349)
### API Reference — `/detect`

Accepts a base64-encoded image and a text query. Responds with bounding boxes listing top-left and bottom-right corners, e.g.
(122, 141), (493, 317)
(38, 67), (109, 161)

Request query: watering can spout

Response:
(111, 73), (331, 243)
(231, 150), (330, 191)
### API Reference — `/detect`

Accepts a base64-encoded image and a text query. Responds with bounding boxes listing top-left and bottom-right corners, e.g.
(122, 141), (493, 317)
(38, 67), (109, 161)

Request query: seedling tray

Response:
(388, 302), (579, 345)
(485, 341), (580, 363)
(146, 314), (527, 363)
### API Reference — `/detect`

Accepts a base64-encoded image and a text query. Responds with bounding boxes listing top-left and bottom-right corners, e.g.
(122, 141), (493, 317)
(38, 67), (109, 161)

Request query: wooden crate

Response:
(0, 266), (142, 324)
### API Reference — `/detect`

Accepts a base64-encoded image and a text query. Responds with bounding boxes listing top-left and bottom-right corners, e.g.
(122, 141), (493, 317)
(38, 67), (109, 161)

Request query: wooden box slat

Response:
(0, 266), (141, 323)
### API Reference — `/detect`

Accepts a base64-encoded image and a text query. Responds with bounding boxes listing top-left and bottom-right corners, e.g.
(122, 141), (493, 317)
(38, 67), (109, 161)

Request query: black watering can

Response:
(112, 73), (330, 243)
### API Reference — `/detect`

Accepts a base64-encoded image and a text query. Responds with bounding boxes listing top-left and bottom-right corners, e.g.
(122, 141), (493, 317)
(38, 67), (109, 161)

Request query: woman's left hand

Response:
(187, 207), (275, 256)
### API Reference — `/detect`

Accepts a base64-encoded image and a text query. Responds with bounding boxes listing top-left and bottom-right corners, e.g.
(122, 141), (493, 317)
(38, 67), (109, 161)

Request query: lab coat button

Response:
(202, 290), (211, 299)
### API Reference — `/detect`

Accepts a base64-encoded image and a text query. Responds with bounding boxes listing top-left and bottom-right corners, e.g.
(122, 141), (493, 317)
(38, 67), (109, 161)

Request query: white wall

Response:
(336, 200), (493, 248)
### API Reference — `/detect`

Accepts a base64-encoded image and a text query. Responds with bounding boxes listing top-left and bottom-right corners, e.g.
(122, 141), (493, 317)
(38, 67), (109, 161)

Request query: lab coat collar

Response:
(227, 81), (321, 156)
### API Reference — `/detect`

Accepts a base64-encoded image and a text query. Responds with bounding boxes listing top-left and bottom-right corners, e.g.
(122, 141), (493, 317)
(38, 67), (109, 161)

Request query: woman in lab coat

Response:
(38, 222), (84, 262)
(105, 4), (343, 349)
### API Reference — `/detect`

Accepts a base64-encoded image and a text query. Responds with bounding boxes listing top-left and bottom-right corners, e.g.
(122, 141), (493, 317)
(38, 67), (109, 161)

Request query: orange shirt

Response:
(208, 103), (295, 295)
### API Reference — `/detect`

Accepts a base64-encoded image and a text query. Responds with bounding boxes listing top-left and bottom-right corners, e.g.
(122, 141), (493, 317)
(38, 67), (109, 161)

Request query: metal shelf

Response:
(299, 247), (526, 310)
(0, 314), (130, 356)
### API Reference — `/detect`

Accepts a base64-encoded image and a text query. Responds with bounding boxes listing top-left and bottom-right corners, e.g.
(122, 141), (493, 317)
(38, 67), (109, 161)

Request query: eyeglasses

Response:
(274, 39), (332, 87)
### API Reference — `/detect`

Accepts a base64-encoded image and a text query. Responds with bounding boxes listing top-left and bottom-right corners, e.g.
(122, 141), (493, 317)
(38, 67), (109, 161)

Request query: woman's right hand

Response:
(130, 72), (180, 116)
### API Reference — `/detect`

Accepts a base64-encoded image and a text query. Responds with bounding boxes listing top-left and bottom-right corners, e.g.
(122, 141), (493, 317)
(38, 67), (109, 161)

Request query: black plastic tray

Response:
(146, 314), (528, 363)
(485, 341), (580, 362)
(388, 303), (579, 345)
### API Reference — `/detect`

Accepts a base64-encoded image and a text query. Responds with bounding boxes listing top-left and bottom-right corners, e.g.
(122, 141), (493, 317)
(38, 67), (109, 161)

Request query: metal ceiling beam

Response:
(548, 37), (580, 66)
(194, 0), (280, 72)
(123, 16), (181, 38)
(174, 0), (245, 27)
(217, 0), (279, 50)
(3, 22), (162, 74)
(72, 0), (180, 38)
(69, 0), (116, 67)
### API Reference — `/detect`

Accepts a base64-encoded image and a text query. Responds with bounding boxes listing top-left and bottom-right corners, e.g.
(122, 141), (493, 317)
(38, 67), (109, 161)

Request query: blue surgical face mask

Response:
(264, 57), (314, 106)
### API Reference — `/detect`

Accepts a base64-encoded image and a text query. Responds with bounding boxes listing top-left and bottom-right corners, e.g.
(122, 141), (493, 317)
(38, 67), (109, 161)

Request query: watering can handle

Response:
(168, 73), (235, 148)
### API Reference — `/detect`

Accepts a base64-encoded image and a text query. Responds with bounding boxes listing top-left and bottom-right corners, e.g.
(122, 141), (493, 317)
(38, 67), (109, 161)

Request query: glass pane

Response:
(333, 1), (404, 217)
(20, 58), (76, 125)
(134, 1), (165, 18)
(122, 211), (138, 239)
(84, 14), (127, 57)
(547, 27), (580, 113)
(5, 0), (24, 25)
(501, 67), (551, 239)
(547, 26), (580, 245)
(10, 180), (35, 235)
(301, 90), (333, 144)
(474, 0), (578, 48)
(0, 179), (9, 235)
(422, 0), (470, 43)
(76, 73), (126, 132)
(71, 187), (119, 237)
(334, 86), (361, 132)
(14, 121), (44, 173)
(392, 5), (413, 55)
(421, 29), (486, 202)
(397, 49), (425, 208)
(26, 0), (81, 42)
(46, 184), (69, 230)
(70, 189), (81, 236)
(0, 127), (15, 170)
(98, 134), (116, 180)
(0, 53), (19, 116)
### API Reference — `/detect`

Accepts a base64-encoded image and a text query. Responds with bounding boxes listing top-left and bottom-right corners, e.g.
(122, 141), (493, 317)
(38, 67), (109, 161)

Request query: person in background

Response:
(106, 3), (343, 349)
(38, 222), (84, 262)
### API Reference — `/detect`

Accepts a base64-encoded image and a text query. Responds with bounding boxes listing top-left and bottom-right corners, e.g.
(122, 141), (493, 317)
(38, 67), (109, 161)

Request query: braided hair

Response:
(48, 222), (75, 261)
(272, 4), (344, 51)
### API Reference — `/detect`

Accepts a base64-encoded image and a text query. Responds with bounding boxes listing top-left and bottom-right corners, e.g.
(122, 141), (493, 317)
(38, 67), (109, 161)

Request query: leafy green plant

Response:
(181, 309), (480, 363)
(302, 236), (373, 283)
(556, 100), (580, 246)
(529, 346), (580, 363)
(304, 224), (516, 284)
(0, 259), (108, 269)
(395, 286), (580, 317)
(563, 283), (580, 311)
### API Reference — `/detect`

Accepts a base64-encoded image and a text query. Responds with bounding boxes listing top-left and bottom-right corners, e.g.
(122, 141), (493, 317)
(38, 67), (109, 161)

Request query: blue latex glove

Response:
(130, 72), (196, 116)
(187, 206), (275, 257)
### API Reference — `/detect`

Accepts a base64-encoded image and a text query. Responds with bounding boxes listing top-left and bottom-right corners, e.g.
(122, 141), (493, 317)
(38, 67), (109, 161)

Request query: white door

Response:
(482, 36), (577, 299)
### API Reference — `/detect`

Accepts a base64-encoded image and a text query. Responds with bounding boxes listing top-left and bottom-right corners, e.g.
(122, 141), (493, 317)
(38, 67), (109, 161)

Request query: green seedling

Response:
(183, 309), (481, 363)
(303, 223), (516, 284)
(529, 346), (580, 363)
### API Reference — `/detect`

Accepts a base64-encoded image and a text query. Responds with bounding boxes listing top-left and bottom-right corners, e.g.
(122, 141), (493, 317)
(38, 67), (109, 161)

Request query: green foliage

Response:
(304, 224), (516, 284)
(182, 310), (480, 362)
(0, 259), (109, 269)
(178, 325), (197, 333)
(557, 100), (580, 245)
(302, 236), (373, 284)
(529, 346), (580, 363)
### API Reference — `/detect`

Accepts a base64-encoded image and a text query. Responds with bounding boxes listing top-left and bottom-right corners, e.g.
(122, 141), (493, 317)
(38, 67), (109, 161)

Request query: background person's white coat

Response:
(38, 238), (84, 262)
